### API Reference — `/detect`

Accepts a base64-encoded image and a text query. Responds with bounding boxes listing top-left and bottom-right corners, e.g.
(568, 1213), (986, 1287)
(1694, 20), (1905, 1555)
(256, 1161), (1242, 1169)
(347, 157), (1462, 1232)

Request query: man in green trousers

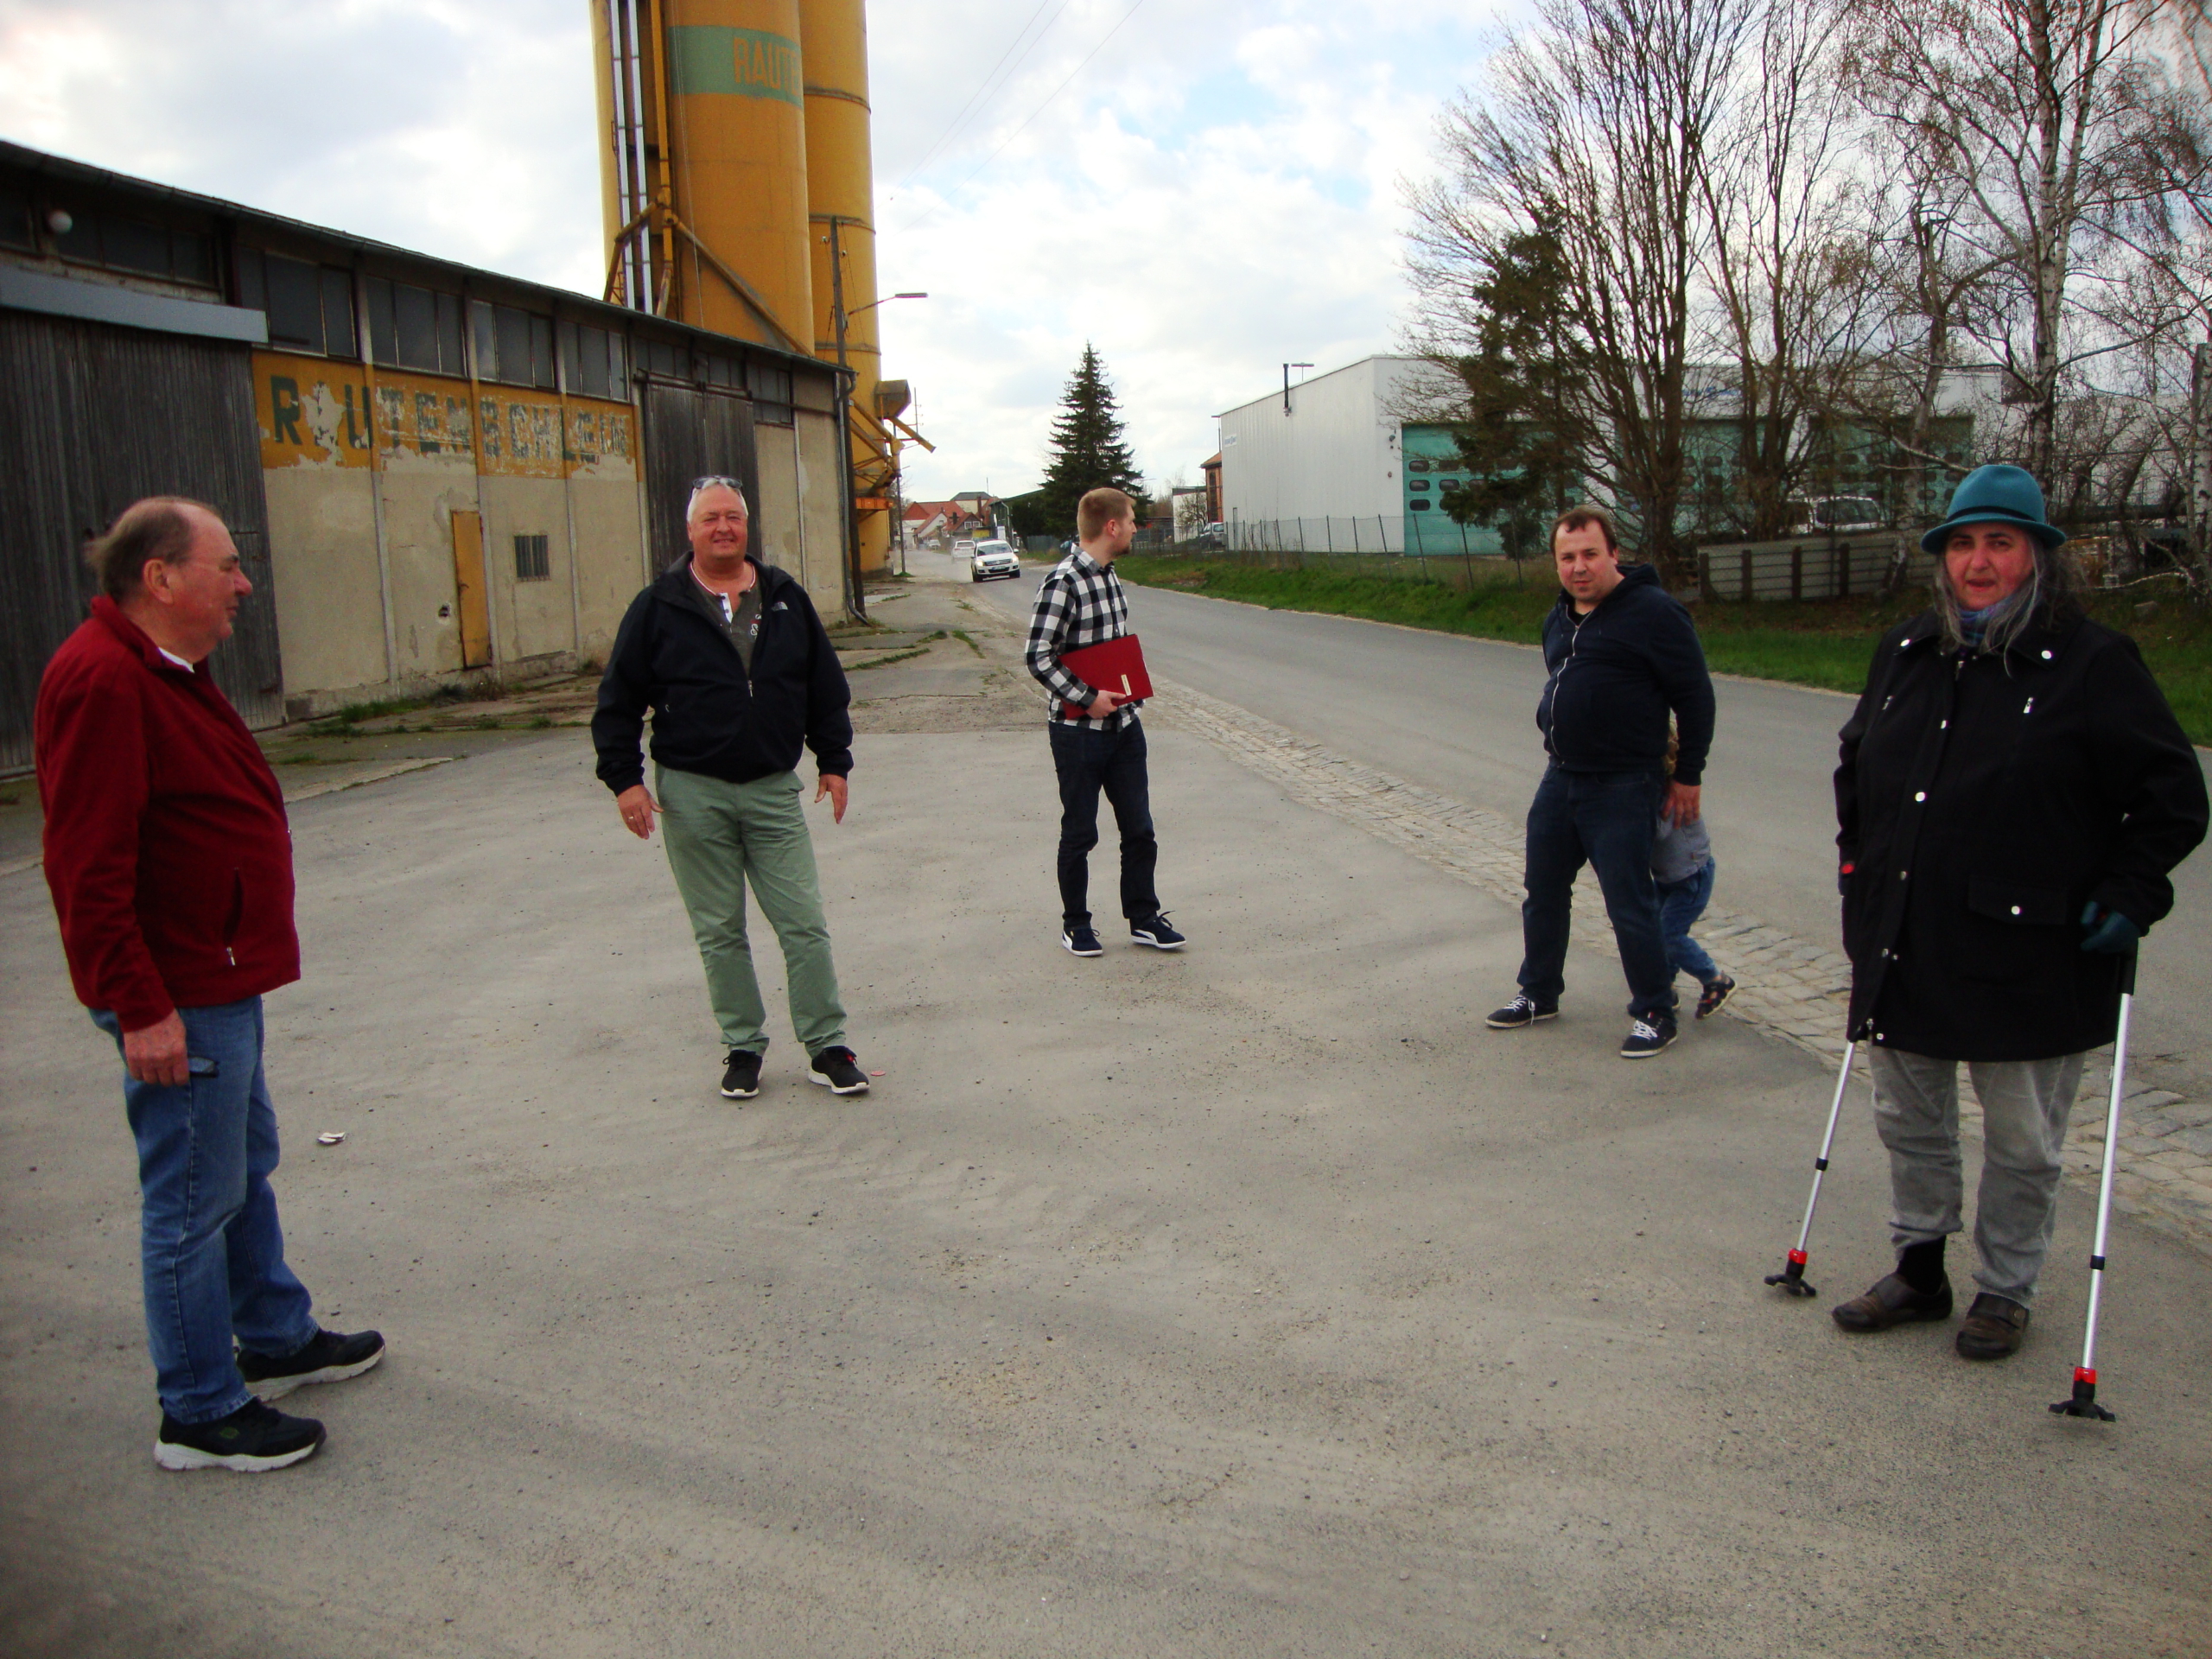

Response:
(592, 477), (869, 1100)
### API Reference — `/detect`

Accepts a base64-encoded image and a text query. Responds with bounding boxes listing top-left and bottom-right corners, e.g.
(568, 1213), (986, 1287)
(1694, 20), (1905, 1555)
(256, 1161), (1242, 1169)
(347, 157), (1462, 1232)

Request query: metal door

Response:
(450, 509), (492, 668)
(640, 380), (760, 575)
(0, 310), (282, 772)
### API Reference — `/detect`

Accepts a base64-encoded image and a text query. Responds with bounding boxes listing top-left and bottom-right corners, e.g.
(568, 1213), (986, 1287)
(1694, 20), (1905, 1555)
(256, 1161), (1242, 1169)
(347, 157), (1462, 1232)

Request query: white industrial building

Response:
(1214, 356), (1486, 555)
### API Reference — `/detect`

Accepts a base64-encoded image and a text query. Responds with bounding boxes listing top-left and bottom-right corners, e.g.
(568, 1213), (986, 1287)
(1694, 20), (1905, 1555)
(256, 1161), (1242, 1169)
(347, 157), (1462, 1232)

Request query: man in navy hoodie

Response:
(1485, 505), (1716, 1058)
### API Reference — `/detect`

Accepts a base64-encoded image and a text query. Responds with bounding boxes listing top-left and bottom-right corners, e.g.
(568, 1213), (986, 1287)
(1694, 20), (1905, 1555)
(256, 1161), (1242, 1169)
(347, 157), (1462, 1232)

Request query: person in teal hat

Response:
(1827, 464), (2207, 1360)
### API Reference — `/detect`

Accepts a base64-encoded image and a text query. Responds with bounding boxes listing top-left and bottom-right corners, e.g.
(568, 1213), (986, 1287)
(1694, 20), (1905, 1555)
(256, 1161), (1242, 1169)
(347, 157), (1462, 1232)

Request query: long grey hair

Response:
(1929, 531), (2087, 656)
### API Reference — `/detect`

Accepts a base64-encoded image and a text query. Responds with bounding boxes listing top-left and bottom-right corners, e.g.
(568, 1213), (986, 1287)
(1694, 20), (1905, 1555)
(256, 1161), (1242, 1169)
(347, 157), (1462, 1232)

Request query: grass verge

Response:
(1114, 556), (2212, 746)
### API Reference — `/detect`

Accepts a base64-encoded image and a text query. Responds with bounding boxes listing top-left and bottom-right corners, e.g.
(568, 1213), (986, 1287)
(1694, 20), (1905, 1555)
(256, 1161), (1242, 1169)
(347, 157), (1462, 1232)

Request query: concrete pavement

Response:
(3, 557), (2209, 1657)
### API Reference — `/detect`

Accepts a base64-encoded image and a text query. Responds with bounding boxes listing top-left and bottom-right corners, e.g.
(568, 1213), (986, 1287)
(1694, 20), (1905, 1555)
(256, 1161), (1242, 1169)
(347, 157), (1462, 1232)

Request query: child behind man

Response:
(1656, 727), (1735, 1020)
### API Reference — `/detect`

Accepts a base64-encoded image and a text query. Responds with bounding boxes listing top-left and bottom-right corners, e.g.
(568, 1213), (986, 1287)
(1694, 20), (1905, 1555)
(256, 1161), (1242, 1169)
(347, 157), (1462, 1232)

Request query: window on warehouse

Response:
(559, 319), (627, 400)
(366, 276), (465, 376)
(235, 249), (358, 358)
(747, 359), (792, 426)
(470, 300), (556, 391)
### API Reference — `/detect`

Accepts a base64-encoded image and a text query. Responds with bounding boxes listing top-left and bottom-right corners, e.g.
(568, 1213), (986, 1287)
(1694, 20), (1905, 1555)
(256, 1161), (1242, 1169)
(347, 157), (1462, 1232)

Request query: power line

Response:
(896, 0), (1153, 232)
(889, 0), (1078, 195)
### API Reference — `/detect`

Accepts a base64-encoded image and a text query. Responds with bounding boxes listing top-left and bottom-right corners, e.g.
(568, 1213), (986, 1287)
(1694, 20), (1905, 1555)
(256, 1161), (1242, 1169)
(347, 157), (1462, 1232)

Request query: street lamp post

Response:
(822, 225), (927, 620)
(1282, 361), (1313, 416)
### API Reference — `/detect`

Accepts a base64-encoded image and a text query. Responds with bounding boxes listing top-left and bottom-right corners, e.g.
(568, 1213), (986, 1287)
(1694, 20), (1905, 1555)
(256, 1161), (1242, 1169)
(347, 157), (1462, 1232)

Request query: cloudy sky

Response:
(1, 0), (1501, 502)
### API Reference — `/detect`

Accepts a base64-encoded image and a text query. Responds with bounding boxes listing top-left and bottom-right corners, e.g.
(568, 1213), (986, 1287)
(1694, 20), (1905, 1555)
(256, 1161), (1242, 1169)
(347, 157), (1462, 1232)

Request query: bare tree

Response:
(1852, 0), (2194, 483)
(1694, 0), (1877, 541)
(1408, 0), (1758, 583)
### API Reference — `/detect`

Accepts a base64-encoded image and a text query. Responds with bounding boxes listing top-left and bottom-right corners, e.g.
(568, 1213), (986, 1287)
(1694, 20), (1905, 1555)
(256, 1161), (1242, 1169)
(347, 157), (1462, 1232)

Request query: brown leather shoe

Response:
(1831, 1271), (1953, 1332)
(1955, 1292), (2030, 1360)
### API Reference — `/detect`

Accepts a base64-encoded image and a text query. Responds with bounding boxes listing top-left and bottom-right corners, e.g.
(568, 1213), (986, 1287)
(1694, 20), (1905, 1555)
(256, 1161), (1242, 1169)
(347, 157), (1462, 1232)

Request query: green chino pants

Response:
(656, 764), (847, 1058)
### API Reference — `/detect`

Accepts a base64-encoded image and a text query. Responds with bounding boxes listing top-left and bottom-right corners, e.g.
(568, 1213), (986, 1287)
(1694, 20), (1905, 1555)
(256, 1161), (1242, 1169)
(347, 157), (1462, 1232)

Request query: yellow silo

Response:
(798, 0), (896, 575)
(588, 0), (815, 352)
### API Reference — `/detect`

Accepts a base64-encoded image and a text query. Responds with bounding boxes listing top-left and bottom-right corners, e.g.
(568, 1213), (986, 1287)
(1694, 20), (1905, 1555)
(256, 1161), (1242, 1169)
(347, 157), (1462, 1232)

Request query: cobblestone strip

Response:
(1152, 677), (2212, 1253)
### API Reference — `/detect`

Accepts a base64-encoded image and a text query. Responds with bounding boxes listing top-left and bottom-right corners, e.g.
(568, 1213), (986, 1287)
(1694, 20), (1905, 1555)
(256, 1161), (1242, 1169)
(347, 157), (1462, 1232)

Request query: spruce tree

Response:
(1438, 229), (1587, 563)
(1039, 344), (1145, 537)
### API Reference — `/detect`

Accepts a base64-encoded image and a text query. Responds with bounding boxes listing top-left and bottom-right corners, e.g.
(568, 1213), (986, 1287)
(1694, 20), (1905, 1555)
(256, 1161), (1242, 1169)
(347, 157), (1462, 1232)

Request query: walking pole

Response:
(2051, 950), (2138, 1422)
(1764, 1039), (1858, 1297)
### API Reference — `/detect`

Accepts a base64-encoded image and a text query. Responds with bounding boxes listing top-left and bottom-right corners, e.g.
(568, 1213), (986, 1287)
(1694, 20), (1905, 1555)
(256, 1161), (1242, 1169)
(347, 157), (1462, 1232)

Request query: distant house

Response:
(902, 493), (1002, 543)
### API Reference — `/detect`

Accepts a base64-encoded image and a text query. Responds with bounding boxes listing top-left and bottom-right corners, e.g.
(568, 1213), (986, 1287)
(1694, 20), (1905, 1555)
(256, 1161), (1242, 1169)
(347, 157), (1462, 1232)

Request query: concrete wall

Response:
(253, 349), (760, 714)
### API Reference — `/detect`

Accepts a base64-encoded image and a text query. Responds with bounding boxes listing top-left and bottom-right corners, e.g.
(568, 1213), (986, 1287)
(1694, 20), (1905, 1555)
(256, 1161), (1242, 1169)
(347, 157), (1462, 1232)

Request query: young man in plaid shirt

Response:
(1025, 487), (1186, 957)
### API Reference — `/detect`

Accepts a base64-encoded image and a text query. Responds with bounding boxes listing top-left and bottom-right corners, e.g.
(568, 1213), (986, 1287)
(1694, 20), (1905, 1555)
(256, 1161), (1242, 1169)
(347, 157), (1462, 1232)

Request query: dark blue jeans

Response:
(1048, 716), (1159, 929)
(1657, 855), (1719, 984)
(1517, 764), (1676, 1021)
(92, 997), (318, 1424)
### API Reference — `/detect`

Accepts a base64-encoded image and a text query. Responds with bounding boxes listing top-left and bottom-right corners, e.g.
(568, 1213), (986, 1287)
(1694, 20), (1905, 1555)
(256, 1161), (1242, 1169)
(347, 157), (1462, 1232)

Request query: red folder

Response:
(1059, 634), (1153, 719)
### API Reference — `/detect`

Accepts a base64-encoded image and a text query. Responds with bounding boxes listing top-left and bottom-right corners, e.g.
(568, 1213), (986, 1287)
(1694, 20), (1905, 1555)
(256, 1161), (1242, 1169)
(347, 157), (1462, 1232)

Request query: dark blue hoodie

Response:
(1535, 562), (1716, 785)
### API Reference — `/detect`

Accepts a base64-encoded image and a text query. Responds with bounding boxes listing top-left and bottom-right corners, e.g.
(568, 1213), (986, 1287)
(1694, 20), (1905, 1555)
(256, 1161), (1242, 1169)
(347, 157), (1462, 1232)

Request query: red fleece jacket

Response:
(35, 597), (299, 1029)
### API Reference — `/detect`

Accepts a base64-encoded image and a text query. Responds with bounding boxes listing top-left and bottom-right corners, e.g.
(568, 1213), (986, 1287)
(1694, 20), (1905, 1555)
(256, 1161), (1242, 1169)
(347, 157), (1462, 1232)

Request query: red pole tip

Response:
(1787, 1249), (1808, 1266)
(2074, 1367), (2097, 1385)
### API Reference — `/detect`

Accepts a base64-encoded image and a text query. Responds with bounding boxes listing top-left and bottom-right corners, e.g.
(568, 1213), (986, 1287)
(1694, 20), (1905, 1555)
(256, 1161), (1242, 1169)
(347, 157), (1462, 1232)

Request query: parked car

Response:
(1199, 521), (1227, 548)
(1784, 496), (1884, 536)
(969, 539), (1022, 582)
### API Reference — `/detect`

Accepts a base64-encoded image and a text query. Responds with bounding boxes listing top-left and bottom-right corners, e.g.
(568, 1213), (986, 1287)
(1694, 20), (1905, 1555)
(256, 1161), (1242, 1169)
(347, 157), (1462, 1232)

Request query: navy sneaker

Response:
(1062, 925), (1103, 957)
(721, 1050), (762, 1098)
(809, 1046), (871, 1095)
(238, 1327), (385, 1401)
(1485, 995), (1558, 1030)
(1130, 912), (1185, 950)
(1620, 1013), (1679, 1058)
(156, 1399), (326, 1472)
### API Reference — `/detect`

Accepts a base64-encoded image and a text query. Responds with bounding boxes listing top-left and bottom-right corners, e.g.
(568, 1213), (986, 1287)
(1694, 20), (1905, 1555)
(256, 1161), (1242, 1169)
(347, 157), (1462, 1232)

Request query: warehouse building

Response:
(1214, 357), (1478, 556)
(0, 139), (849, 772)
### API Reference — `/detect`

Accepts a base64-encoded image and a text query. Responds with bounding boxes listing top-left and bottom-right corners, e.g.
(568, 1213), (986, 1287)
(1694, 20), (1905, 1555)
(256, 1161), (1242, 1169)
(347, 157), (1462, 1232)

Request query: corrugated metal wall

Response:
(641, 380), (761, 573)
(0, 310), (283, 772)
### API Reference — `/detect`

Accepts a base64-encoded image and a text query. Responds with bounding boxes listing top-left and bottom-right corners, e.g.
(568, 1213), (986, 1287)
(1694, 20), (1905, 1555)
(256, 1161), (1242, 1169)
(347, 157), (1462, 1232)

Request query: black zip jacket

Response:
(1536, 563), (1716, 784)
(592, 557), (854, 794)
(1836, 609), (2206, 1060)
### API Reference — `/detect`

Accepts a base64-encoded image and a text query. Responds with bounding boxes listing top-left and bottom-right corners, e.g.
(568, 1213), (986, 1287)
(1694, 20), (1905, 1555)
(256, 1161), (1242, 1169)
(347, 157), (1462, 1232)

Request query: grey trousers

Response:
(1871, 1046), (2087, 1306)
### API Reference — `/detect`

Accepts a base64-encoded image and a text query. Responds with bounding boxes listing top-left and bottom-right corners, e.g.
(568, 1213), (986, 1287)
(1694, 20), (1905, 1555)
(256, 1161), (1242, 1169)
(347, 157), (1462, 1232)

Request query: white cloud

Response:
(0, 0), (1499, 508)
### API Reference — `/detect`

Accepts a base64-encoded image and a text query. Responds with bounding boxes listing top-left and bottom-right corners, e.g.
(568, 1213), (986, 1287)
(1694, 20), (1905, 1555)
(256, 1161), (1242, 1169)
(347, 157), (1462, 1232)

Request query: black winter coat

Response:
(1836, 609), (2206, 1060)
(1537, 563), (1717, 785)
(592, 557), (854, 794)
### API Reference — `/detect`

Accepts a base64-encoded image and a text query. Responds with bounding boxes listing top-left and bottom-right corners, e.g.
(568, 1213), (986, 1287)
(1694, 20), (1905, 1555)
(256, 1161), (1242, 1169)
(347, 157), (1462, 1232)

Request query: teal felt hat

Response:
(1919, 464), (2068, 556)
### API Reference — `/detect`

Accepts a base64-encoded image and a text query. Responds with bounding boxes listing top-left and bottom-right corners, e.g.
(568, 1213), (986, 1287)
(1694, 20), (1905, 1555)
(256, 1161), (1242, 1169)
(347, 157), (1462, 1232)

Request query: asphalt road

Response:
(965, 550), (2212, 1099)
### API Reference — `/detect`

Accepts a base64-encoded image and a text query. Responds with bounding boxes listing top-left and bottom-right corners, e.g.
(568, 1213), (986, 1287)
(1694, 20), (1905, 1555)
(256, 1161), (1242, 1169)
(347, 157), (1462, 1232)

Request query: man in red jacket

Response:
(36, 497), (383, 1472)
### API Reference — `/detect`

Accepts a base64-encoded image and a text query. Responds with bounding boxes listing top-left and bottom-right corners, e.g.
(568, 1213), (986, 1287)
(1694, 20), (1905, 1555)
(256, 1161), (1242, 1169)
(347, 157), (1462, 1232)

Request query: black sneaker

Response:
(1485, 995), (1559, 1029)
(1620, 1013), (1678, 1058)
(238, 1327), (386, 1400)
(809, 1046), (871, 1095)
(721, 1050), (763, 1098)
(1695, 973), (1737, 1020)
(1062, 925), (1103, 957)
(155, 1398), (326, 1472)
(1130, 912), (1185, 950)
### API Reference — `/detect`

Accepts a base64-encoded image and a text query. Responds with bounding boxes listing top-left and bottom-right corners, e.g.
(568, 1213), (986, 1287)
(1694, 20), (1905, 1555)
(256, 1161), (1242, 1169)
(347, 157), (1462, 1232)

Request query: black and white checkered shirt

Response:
(1025, 547), (1139, 729)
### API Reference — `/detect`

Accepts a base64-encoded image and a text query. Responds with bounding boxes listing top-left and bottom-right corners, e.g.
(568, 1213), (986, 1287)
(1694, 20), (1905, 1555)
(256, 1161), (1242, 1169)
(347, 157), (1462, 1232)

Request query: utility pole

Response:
(826, 217), (863, 622)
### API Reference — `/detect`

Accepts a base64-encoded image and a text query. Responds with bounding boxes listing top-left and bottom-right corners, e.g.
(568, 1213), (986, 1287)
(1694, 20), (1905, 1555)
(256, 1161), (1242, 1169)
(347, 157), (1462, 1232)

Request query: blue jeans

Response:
(92, 997), (318, 1424)
(1517, 764), (1675, 1021)
(1048, 717), (1160, 929)
(1657, 856), (1719, 984)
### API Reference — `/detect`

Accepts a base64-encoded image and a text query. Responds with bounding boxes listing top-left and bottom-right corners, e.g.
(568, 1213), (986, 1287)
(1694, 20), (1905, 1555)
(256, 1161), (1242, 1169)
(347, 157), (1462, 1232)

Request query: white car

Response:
(953, 537), (975, 552)
(969, 539), (1022, 582)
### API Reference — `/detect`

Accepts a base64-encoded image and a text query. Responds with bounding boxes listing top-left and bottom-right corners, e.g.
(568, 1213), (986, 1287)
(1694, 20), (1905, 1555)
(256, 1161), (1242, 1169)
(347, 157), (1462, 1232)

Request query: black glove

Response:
(2079, 901), (2140, 955)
